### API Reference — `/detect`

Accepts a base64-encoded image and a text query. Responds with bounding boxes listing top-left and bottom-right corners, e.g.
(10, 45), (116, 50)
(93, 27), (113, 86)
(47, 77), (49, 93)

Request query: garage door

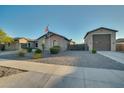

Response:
(93, 34), (111, 51)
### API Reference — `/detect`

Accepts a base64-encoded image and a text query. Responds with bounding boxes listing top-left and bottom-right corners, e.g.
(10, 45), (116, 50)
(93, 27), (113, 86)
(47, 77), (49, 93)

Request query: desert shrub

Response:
(18, 49), (27, 57)
(18, 51), (26, 57)
(32, 49), (42, 59)
(92, 48), (97, 54)
(35, 49), (42, 53)
(21, 49), (27, 53)
(33, 53), (42, 59)
(50, 46), (60, 54)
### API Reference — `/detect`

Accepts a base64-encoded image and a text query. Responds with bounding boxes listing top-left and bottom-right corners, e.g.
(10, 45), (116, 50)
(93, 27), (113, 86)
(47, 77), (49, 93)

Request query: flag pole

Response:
(43, 25), (49, 54)
(45, 24), (51, 53)
(48, 25), (51, 51)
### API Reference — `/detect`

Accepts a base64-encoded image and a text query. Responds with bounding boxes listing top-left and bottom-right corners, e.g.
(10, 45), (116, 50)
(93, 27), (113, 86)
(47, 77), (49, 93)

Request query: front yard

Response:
(1, 51), (124, 71)
(31, 51), (124, 71)
(0, 51), (124, 88)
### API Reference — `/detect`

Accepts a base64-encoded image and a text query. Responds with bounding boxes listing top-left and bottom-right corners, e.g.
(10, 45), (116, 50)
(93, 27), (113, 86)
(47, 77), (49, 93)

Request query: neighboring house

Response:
(5, 37), (35, 50)
(116, 38), (124, 51)
(84, 27), (118, 51)
(5, 32), (72, 51)
(37, 31), (71, 51)
(69, 39), (76, 45)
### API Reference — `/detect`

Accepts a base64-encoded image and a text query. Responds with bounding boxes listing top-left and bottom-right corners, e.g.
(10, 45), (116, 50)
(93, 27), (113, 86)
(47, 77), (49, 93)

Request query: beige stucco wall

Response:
(84, 29), (116, 51)
(37, 38), (45, 50)
(5, 38), (29, 51)
(5, 42), (19, 50)
(38, 35), (69, 51)
(19, 38), (28, 43)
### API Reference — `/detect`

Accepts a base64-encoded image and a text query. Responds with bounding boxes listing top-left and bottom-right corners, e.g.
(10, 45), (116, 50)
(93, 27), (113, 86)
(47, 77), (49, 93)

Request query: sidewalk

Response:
(0, 61), (124, 87)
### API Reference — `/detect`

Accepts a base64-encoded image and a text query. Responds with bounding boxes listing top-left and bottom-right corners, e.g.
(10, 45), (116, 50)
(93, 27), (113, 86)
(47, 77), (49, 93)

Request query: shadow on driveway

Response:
(1, 51), (124, 71)
(32, 51), (124, 71)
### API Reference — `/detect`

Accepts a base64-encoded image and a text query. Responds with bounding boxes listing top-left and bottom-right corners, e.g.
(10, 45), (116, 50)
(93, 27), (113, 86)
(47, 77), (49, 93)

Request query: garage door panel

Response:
(93, 34), (111, 51)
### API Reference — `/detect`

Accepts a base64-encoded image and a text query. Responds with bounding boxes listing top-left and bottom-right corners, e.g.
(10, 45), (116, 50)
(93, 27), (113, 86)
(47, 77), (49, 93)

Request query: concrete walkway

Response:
(98, 51), (124, 64)
(0, 61), (124, 88)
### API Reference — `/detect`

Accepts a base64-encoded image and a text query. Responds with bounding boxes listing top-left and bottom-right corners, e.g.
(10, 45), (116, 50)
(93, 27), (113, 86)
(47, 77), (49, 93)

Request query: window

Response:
(21, 43), (27, 48)
(36, 43), (38, 47)
(53, 40), (58, 46)
(28, 43), (30, 48)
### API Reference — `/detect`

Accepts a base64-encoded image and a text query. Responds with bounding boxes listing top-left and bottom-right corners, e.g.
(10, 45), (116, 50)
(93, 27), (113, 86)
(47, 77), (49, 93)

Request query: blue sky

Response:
(0, 5), (124, 43)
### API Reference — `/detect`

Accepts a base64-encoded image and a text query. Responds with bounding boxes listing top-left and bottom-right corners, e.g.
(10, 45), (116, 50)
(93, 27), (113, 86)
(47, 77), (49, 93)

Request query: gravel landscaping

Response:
(0, 66), (27, 78)
(31, 51), (124, 71)
(0, 53), (33, 60)
(1, 51), (124, 71)
(0, 51), (50, 60)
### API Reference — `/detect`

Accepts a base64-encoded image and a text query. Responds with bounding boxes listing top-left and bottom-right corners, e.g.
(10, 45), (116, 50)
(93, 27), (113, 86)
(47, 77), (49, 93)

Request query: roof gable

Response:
(84, 27), (118, 39)
(37, 31), (70, 41)
(14, 37), (28, 41)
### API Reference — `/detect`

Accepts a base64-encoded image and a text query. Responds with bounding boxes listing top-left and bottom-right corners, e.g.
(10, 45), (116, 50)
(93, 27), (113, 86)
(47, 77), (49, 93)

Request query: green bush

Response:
(32, 49), (42, 59)
(33, 53), (42, 59)
(35, 49), (42, 53)
(27, 48), (32, 53)
(53, 46), (60, 48)
(18, 51), (26, 57)
(92, 48), (97, 54)
(50, 46), (60, 54)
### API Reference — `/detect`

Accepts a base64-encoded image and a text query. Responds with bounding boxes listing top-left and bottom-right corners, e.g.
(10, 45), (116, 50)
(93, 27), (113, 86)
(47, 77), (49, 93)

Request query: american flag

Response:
(44, 25), (49, 33)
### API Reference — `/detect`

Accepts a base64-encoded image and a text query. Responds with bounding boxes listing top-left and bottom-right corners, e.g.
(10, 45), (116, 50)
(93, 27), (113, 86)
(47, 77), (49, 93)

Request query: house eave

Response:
(84, 27), (118, 39)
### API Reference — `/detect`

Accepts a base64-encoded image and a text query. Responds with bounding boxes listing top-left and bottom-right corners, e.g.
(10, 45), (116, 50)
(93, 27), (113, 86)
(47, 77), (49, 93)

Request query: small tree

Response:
(0, 29), (14, 44)
(0, 29), (14, 51)
(33, 49), (42, 59)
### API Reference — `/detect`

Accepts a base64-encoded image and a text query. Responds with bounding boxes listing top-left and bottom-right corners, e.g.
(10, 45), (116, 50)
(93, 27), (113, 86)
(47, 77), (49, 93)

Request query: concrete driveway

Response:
(0, 51), (124, 88)
(33, 51), (124, 71)
(0, 61), (124, 88)
(98, 51), (124, 64)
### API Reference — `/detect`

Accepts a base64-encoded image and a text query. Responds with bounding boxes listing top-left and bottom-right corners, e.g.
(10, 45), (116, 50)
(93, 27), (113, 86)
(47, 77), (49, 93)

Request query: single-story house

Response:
(37, 31), (71, 51)
(84, 27), (118, 51)
(116, 38), (124, 51)
(5, 37), (36, 50)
